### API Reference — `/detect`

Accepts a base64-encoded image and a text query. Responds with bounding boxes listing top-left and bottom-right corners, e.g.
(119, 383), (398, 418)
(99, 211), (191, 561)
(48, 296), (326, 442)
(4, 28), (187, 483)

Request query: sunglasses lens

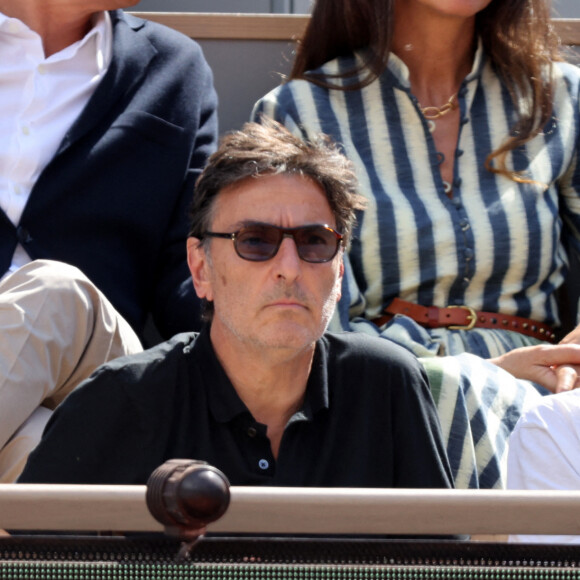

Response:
(234, 225), (341, 263)
(295, 226), (340, 263)
(235, 226), (281, 261)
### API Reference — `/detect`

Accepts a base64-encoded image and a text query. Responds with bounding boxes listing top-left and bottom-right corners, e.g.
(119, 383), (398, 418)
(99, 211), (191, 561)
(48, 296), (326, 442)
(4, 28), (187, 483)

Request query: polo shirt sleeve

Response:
(18, 363), (157, 485)
(391, 358), (455, 490)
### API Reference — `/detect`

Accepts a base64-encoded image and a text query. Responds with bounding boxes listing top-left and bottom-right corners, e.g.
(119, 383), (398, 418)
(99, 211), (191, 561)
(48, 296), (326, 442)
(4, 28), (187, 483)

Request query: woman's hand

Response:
(490, 344), (580, 393)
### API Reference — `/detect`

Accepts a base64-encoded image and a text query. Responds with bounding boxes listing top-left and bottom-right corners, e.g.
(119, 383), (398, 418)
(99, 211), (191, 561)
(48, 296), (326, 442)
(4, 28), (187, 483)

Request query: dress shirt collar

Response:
(0, 9), (112, 73)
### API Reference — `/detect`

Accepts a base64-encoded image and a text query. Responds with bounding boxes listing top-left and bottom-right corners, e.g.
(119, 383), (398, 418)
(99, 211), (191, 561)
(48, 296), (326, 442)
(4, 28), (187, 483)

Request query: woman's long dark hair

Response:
(290, 0), (563, 182)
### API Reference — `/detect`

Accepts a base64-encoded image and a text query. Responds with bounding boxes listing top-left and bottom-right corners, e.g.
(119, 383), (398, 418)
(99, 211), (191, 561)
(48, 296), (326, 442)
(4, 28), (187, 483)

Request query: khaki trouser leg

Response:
(0, 260), (143, 482)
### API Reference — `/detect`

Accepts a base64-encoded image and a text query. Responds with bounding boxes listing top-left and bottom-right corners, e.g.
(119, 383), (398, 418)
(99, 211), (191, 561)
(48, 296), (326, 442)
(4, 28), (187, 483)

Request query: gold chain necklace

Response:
(419, 93), (458, 120)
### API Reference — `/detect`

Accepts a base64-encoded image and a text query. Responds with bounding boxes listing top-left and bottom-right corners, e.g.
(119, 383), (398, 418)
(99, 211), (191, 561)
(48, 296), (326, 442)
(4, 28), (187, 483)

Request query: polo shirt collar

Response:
(190, 327), (248, 423)
(195, 327), (330, 425)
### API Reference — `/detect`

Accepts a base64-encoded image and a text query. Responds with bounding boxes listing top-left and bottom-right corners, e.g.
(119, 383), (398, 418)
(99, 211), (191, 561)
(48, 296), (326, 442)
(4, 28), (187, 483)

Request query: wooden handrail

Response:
(130, 13), (580, 45)
(131, 12), (309, 40)
(556, 18), (580, 45)
(3, 484), (580, 535)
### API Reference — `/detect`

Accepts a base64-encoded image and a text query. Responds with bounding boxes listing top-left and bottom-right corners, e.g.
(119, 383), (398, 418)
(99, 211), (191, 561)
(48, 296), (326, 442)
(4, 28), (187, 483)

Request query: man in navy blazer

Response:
(0, 0), (218, 481)
(0, 4), (218, 340)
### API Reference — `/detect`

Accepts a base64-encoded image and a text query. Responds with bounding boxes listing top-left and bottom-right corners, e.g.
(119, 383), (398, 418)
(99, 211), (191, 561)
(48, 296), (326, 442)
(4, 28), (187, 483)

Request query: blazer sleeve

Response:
(147, 30), (219, 339)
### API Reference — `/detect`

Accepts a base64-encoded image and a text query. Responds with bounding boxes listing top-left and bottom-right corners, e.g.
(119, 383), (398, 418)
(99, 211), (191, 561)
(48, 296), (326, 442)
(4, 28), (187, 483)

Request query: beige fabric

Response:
(0, 260), (143, 482)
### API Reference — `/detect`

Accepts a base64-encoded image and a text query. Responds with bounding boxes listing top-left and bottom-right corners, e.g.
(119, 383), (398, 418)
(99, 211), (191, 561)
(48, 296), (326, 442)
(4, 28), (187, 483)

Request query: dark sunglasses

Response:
(202, 224), (343, 263)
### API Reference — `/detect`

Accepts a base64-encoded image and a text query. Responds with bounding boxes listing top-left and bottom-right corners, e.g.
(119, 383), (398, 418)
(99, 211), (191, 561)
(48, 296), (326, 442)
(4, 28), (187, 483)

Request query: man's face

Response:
(188, 173), (344, 357)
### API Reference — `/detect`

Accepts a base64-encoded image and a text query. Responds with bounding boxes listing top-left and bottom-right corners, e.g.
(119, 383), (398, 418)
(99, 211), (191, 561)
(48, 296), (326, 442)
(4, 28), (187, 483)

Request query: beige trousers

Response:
(0, 260), (143, 482)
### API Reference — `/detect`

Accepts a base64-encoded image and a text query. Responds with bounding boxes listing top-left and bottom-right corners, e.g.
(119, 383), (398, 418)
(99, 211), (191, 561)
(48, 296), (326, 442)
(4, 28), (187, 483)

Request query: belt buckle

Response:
(447, 305), (477, 330)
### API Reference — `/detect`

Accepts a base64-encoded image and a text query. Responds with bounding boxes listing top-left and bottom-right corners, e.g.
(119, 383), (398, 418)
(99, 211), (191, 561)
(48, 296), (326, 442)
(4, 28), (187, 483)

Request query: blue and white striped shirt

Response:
(253, 47), (580, 489)
(254, 46), (580, 359)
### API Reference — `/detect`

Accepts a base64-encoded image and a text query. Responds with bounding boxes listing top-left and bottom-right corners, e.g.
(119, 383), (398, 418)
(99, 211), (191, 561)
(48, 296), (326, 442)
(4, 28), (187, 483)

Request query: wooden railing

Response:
(132, 12), (309, 40)
(131, 13), (580, 45)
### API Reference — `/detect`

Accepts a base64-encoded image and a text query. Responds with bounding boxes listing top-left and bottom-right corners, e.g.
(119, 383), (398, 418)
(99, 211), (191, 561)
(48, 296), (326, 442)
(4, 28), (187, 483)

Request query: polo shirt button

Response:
(258, 459), (269, 470)
(247, 427), (257, 438)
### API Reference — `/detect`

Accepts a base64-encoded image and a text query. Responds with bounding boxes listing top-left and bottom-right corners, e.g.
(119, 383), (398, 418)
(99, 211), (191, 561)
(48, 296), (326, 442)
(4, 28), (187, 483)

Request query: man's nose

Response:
(273, 235), (302, 279)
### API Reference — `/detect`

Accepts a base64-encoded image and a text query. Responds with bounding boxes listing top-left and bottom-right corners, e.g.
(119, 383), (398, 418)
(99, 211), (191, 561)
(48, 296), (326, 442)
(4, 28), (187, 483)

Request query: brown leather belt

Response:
(372, 297), (556, 342)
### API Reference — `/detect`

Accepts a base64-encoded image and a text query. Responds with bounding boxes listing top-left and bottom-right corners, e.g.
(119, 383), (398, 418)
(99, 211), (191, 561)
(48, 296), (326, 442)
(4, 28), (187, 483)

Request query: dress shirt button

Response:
(451, 197), (462, 208)
(37, 64), (47, 75)
(17, 226), (32, 244)
(460, 219), (470, 231)
(464, 247), (474, 260)
(13, 184), (22, 195)
(21, 126), (30, 136)
(247, 427), (257, 438)
(258, 459), (269, 470)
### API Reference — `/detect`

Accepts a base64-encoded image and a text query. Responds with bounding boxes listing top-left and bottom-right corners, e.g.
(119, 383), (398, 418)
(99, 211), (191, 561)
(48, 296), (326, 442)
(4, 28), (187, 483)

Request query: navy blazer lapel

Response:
(0, 210), (17, 274)
(56, 10), (158, 156)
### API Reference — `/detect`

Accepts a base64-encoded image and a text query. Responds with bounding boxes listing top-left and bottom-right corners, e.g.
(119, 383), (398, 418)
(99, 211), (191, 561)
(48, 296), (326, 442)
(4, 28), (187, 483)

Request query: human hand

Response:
(489, 344), (580, 393)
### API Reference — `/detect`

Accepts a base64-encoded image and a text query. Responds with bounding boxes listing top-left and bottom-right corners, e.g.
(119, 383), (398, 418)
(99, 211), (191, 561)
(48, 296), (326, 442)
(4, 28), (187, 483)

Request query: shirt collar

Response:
(193, 327), (249, 424)
(0, 9), (112, 73)
(89, 11), (113, 75)
(196, 327), (330, 425)
(0, 11), (16, 30)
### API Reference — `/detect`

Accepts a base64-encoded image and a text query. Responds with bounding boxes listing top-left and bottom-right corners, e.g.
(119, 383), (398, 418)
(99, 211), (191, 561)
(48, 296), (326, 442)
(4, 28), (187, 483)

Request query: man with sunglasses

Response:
(19, 121), (453, 490)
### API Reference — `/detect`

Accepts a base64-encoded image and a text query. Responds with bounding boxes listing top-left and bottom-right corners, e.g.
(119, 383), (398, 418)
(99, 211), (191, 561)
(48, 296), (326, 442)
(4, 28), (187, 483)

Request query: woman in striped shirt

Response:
(253, 0), (580, 488)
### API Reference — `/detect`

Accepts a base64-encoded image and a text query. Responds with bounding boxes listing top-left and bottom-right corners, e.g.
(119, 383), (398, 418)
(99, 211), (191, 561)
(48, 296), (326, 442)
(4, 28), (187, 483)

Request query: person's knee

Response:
(0, 260), (117, 339)
(0, 259), (94, 296)
(18, 259), (93, 292)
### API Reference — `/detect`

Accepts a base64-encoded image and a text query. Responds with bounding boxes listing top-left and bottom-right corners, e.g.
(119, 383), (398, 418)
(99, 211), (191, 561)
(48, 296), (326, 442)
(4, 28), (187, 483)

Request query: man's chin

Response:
(260, 321), (321, 350)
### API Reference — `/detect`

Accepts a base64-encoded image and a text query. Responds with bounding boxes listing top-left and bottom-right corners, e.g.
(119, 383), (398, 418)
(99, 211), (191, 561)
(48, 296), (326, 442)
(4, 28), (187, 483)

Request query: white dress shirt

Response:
(508, 389), (580, 544)
(0, 11), (113, 275)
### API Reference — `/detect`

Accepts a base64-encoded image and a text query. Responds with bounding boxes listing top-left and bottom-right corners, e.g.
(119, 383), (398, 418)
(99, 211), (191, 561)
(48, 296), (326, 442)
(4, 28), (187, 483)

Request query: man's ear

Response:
(187, 238), (213, 302)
